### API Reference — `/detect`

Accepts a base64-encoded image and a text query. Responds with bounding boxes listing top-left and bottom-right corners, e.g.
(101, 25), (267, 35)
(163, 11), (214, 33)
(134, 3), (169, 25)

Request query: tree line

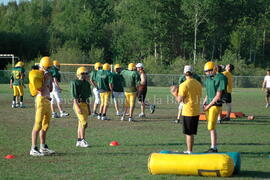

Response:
(0, 0), (269, 75)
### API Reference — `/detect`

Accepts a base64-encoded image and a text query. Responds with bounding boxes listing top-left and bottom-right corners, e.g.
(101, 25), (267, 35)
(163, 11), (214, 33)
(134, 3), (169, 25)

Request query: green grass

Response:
(0, 84), (270, 179)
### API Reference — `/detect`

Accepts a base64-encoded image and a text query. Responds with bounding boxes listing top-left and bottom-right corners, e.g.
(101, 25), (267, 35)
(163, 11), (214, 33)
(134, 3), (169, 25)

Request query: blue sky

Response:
(0, 0), (29, 5)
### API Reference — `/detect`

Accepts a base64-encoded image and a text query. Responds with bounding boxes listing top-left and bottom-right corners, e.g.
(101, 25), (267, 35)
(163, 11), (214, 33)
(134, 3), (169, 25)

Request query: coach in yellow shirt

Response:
(172, 65), (202, 154)
(222, 64), (234, 121)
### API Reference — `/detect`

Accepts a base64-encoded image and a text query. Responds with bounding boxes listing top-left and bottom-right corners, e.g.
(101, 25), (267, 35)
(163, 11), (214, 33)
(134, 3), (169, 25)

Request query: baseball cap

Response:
(136, 63), (144, 68)
(183, 65), (193, 74)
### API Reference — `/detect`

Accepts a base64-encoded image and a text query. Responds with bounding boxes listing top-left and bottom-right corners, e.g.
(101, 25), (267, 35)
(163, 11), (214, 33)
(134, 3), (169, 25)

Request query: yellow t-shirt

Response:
(178, 78), (202, 116)
(223, 71), (233, 93)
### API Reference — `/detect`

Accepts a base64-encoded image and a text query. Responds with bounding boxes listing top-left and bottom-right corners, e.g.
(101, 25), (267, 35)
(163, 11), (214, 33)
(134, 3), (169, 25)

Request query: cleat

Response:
(120, 116), (125, 121)
(60, 111), (69, 117)
(138, 113), (145, 118)
(12, 104), (16, 108)
(39, 144), (55, 155)
(128, 117), (134, 122)
(15, 103), (20, 108)
(205, 148), (218, 153)
(183, 151), (191, 154)
(150, 104), (156, 114)
(20, 103), (25, 108)
(76, 141), (81, 147)
(116, 111), (122, 116)
(52, 112), (60, 118)
(78, 139), (89, 147)
(97, 115), (101, 120)
(222, 117), (230, 121)
(101, 116), (110, 121)
(173, 119), (180, 124)
(91, 112), (98, 117)
(30, 147), (44, 156)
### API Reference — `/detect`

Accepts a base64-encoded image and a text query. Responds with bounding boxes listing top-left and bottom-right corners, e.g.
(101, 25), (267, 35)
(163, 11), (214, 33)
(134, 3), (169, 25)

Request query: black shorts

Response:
(182, 116), (199, 135)
(224, 93), (232, 103)
(266, 89), (270, 98)
(137, 87), (147, 102)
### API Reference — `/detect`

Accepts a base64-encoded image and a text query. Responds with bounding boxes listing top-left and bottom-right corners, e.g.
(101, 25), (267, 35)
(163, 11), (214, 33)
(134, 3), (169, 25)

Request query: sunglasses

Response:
(81, 72), (88, 75)
(204, 69), (213, 72)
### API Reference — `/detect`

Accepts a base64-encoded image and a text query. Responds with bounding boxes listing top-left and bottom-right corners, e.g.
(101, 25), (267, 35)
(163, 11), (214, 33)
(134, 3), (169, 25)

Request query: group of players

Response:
(10, 57), (156, 156)
(171, 62), (234, 154)
(10, 56), (238, 156)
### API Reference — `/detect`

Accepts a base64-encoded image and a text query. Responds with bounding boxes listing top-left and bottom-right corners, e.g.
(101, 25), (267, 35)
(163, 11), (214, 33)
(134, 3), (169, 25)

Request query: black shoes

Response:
(205, 148), (218, 153)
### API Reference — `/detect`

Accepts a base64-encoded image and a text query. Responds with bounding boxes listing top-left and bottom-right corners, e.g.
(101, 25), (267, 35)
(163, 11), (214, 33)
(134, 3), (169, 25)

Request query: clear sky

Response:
(0, 0), (29, 5)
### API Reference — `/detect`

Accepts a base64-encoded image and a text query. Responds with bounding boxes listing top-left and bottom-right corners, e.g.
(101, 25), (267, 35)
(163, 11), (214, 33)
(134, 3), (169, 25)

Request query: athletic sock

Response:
(13, 96), (16, 101)
(40, 144), (46, 149)
(20, 96), (23, 102)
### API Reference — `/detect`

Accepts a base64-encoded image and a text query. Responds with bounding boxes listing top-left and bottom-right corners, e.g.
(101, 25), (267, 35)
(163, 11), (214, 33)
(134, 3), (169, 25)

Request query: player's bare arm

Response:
(203, 91), (222, 111)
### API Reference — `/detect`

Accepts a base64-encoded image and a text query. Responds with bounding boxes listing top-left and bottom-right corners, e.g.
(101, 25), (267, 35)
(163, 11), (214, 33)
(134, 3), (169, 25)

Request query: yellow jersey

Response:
(178, 78), (202, 116)
(223, 71), (233, 93)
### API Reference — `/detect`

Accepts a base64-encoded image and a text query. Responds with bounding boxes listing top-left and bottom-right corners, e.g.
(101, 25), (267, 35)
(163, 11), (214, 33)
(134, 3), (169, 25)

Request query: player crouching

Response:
(29, 57), (55, 156)
(71, 67), (92, 147)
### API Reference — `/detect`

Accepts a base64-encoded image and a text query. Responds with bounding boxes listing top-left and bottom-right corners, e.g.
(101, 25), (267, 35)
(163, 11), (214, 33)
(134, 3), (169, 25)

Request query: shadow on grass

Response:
(124, 142), (270, 147)
(236, 171), (270, 179)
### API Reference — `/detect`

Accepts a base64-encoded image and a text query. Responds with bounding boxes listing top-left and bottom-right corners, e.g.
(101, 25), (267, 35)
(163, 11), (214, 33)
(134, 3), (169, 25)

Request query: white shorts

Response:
(93, 87), (101, 104)
(50, 90), (63, 104)
(113, 92), (124, 104)
(178, 102), (184, 111)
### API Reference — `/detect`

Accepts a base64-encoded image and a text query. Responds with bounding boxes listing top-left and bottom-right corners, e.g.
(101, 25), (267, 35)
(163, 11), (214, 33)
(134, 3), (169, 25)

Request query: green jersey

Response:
(121, 70), (140, 92)
(204, 73), (226, 106)
(112, 72), (124, 92)
(50, 66), (61, 82)
(96, 70), (113, 92)
(70, 79), (91, 102)
(11, 67), (25, 86)
(179, 73), (202, 84)
(90, 70), (97, 88)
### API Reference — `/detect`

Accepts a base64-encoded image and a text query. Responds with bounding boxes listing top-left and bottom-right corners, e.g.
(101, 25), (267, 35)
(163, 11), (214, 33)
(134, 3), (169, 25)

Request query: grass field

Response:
(0, 84), (270, 179)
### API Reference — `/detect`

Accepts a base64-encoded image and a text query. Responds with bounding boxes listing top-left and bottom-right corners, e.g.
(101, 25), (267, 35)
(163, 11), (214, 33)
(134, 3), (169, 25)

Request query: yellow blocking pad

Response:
(206, 106), (221, 130)
(13, 85), (24, 96)
(148, 153), (234, 177)
(74, 103), (89, 128)
(34, 96), (51, 131)
(100, 92), (111, 106)
(124, 92), (136, 107)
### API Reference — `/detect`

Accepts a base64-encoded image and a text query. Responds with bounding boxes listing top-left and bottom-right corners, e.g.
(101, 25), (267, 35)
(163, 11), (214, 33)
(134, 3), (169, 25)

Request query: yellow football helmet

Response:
(40, 56), (52, 69)
(53, 60), (60, 66)
(15, 61), (24, 67)
(94, 62), (102, 71)
(76, 67), (88, 76)
(103, 63), (110, 70)
(204, 61), (215, 72)
(114, 64), (121, 71)
(128, 63), (136, 71)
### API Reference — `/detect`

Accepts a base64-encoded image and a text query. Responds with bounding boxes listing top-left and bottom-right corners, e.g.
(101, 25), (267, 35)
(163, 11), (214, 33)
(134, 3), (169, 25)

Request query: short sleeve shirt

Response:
(264, 75), (270, 88)
(112, 72), (124, 92)
(70, 79), (91, 102)
(178, 78), (202, 116)
(96, 70), (113, 92)
(50, 66), (61, 82)
(11, 67), (24, 86)
(223, 71), (233, 93)
(121, 70), (140, 92)
(204, 74), (226, 106)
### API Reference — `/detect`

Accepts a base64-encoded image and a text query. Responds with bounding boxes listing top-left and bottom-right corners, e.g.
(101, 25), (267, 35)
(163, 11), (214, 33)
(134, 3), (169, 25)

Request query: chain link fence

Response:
(0, 70), (264, 88)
